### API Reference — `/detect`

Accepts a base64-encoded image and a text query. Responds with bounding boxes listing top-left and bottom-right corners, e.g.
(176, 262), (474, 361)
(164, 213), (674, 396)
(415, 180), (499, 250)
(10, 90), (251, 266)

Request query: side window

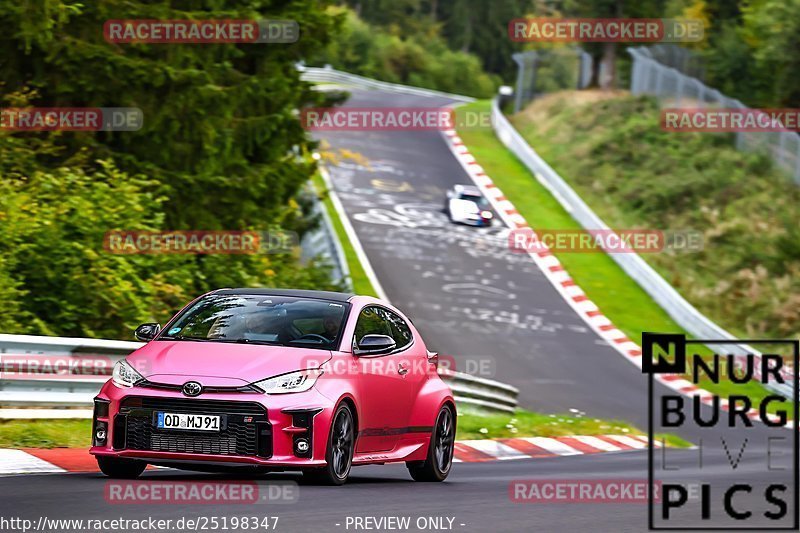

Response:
(353, 306), (392, 345)
(383, 309), (413, 350)
(353, 306), (413, 352)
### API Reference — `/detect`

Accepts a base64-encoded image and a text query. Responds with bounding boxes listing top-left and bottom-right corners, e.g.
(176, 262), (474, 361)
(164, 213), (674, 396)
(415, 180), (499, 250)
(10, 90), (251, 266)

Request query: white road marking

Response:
(318, 165), (390, 302)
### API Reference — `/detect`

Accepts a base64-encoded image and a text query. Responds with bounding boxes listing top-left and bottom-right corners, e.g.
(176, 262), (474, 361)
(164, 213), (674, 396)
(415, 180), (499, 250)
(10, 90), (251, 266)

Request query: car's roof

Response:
(213, 288), (355, 303)
(453, 184), (482, 196)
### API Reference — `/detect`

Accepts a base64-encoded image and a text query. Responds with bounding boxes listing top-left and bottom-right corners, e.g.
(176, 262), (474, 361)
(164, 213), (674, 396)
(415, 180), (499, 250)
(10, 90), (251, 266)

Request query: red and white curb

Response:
(0, 435), (656, 475)
(440, 127), (786, 428)
(453, 434), (657, 463)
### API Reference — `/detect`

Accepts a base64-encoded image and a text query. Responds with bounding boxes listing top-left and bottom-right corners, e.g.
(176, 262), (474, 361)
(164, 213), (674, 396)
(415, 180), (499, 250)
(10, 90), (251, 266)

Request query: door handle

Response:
(397, 363), (409, 375)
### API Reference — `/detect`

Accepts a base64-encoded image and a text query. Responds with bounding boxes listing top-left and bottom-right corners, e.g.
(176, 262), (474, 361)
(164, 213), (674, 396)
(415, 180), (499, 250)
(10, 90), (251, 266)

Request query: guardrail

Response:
(298, 65), (475, 103)
(300, 183), (352, 290)
(0, 334), (518, 417)
(490, 97), (794, 398)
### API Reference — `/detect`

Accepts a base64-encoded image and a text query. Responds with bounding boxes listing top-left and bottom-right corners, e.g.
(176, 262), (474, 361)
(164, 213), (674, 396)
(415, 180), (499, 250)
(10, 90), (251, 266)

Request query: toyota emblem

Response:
(182, 381), (203, 397)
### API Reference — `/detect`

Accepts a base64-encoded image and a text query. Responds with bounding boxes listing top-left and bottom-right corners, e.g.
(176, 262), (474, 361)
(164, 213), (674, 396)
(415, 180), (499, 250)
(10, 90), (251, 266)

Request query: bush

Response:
(0, 137), (340, 339)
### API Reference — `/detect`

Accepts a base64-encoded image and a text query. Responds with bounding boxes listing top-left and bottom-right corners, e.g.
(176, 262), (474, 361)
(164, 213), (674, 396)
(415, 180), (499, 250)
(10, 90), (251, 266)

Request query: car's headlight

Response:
(112, 360), (144, 388)
(252, 369), (323, 394)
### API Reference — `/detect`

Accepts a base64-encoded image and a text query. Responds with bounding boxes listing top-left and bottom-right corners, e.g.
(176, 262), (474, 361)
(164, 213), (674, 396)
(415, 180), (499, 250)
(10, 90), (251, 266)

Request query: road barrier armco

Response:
(298, 65), (475, 103)
(489, 97), (794, 399)
(0, 334), (518, 418)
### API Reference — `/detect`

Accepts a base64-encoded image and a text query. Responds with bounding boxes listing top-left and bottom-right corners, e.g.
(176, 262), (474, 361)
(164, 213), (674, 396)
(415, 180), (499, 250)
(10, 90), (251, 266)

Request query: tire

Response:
(302, 403), (355, 486)
(407, 405), (455, 482)
(97, 457), (147, 479)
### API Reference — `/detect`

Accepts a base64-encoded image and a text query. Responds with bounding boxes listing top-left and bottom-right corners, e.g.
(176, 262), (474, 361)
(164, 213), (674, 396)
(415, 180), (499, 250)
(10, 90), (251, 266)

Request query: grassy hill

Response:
(509, 91), (800, 341)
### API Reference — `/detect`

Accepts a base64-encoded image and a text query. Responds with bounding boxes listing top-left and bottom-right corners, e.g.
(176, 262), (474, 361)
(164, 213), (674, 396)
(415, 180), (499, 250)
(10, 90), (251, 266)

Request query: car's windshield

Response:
(160, 294), (349, 350)
(459, 193), (489, 209)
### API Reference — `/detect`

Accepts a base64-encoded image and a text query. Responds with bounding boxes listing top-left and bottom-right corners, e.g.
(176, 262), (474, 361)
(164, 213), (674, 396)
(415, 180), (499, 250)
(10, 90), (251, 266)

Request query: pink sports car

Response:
(90, 289), (455, 485)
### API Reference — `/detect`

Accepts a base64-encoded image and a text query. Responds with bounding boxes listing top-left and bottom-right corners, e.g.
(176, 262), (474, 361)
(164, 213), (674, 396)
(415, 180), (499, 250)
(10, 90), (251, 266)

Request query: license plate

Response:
(156, 412), (221, 432)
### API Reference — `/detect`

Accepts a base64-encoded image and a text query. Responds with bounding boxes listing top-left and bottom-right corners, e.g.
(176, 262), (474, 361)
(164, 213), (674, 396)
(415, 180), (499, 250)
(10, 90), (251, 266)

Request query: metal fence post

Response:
(795, 140), (800, 184)
(622, 46), (800, 185)
(694, 79), (705, 106)
(512, 52), (526, 114)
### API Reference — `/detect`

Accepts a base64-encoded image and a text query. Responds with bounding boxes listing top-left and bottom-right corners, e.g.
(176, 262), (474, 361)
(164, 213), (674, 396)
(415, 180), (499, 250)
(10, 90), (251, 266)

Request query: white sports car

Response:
(445, 185), (494, 227)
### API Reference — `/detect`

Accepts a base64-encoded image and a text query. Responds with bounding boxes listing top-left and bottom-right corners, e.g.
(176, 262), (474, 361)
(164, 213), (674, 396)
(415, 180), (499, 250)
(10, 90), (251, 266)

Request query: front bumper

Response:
(90, 380), (335, 468)
(452, 213), (492, 226)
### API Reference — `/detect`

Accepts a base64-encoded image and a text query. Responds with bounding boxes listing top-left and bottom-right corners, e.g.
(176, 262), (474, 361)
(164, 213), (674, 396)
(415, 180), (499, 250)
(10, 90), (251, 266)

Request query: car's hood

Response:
(126, 340), (332, 386)
(450, 198), (481, 216)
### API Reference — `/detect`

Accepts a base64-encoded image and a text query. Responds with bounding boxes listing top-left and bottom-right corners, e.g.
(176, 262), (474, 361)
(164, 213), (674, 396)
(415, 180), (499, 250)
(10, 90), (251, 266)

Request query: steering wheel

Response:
(294, 333), (330, 343)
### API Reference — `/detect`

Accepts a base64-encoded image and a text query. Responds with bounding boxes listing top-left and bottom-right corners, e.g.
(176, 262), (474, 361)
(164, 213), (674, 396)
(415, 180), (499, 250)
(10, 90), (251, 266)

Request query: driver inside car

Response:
(322, 315), (339, 342)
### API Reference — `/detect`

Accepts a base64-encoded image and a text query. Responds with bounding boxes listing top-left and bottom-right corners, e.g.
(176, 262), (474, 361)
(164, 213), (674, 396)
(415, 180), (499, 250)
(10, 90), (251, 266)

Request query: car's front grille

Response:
(115, 397), (272, 458)
(137, 380), (262, 395)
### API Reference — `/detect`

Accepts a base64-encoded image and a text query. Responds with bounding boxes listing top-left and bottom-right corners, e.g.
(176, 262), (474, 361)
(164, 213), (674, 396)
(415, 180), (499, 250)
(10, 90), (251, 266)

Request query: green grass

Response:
(311, 171), (378, 297)
(456, 409), (691, 447)
(504, 91), (800, 342)
(455, 100), (787, 413)
(0, 419), (92, 448)
(0, 412), (690, 449)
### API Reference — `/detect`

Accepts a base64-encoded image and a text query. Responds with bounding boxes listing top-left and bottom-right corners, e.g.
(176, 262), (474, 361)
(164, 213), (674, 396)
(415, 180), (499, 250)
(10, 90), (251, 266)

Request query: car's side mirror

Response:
(353, 334), (396, 356)
(134, 323), (161, 342)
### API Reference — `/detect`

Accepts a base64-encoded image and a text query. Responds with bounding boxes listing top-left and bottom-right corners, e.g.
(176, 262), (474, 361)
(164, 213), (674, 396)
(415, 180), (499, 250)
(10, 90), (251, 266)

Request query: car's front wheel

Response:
(407, 404), (455, 482)
(97, 457), (147, 479)
(302, 403), (355, 486)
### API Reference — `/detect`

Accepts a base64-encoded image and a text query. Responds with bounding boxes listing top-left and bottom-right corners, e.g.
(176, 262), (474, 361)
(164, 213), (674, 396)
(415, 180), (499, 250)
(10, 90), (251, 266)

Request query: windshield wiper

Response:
(160, 334), (214, 341)
(213, 338), (285, 346)
(161, 334), (284, 346)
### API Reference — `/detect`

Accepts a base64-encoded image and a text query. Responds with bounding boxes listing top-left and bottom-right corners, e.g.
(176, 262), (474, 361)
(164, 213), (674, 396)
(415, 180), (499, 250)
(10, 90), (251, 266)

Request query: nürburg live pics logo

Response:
(642, 332), (799, 530)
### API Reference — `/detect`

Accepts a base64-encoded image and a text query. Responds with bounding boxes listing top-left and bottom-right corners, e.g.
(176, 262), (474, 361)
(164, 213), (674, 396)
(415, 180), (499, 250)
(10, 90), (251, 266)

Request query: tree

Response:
(0, 1), (346, 338)
(741, 0), (800, 107)
(0, 0), (341, 229)
(562, 0), (666, 90)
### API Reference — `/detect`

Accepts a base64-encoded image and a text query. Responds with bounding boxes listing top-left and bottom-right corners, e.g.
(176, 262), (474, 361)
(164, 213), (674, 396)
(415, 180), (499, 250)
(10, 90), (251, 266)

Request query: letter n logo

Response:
(642, 332), (686, 374)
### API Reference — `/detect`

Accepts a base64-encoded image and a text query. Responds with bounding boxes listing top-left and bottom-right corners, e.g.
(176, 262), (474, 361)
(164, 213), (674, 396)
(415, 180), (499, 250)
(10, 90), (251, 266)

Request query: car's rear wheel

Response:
(407, 405), (455, 482)
(302, 403), (355, 486)
(97, 457), (147, 479)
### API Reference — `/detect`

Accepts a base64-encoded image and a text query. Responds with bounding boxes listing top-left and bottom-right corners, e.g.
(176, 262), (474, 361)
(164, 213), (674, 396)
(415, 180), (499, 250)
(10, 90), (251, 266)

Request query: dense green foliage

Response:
(699, 0), (800, 107)
(341, 0), (531, 80)
(511, 91), (800, 339)
(330, 0), (800, 106)
(314, 6), (499, 97)
(0, 1), (344, 339)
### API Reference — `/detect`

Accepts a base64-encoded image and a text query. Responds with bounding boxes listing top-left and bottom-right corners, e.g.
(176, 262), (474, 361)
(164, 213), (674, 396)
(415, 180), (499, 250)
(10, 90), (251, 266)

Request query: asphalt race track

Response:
(317, 89), (654, 422)
(0, 448), (790, 532)
(0, 87), (794, 532)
